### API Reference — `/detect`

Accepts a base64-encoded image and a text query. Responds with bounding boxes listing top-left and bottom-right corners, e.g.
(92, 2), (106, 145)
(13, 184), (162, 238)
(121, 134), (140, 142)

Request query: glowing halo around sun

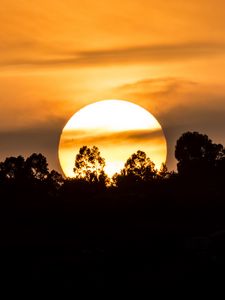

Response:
(58, 99), (167, 178)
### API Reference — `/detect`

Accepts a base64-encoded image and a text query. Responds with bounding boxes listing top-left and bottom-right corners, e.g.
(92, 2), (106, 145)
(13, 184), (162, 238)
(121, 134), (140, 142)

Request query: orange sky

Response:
(1, 0), (225, 172)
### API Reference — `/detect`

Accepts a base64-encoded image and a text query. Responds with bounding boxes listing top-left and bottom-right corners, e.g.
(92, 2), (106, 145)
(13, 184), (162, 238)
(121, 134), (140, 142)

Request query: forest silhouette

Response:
(1, 131), (225, 289)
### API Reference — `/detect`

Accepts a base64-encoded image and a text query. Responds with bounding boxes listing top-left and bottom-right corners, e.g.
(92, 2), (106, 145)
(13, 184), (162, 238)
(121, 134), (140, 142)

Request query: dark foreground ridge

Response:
(0, 131), (225, 290)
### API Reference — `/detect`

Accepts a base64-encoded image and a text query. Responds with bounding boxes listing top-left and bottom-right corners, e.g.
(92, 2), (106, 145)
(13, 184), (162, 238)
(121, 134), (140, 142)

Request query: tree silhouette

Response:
(124, 150), (156, 179)
(175, 131), (225, 177)
(114, 150), (156, 187)
(73, 146), (107, 184)
(25, 153), (49, 181)
(0, 153), (51, 184)
(0, 155), (25, 182)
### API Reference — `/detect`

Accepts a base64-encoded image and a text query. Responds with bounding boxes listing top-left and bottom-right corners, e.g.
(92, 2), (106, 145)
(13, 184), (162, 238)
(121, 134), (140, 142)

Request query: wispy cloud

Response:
(61, 128), (163, 148)
(114, 77), (198, 116)
(1, 42), (225, 68)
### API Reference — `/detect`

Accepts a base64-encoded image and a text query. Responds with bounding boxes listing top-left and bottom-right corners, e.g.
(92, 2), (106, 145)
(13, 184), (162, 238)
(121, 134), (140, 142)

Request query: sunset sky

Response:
(1, 0), (225, 173)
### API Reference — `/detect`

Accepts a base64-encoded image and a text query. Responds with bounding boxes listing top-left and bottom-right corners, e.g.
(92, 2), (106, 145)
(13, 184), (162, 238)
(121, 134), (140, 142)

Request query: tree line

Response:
(1, 131), (225, 289)
(1, 131), (225, 190)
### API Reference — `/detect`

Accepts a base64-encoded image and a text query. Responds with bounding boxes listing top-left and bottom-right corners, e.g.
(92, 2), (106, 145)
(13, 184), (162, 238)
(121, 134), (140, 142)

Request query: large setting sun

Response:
(58, 99), (167, 177)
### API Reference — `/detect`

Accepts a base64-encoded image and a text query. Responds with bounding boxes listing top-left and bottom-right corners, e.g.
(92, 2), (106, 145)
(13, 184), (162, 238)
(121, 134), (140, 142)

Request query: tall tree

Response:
(25, 153), (49, 181)
(0, 156), (25, 182)
(114, 150), (156, 187)
(73, 146), (107, 184)
(175, 131), (225, 177)
(123, 150), (156, 179)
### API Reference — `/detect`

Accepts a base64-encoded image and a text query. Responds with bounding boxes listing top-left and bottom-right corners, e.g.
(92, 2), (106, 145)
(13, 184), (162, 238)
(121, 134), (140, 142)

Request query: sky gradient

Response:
(1, 0), (225, 172)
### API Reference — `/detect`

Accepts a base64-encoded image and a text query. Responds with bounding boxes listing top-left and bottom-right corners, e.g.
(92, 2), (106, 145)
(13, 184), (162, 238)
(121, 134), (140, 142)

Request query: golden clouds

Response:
(1, 0), (225, 69)
(1, 43), (225, 68)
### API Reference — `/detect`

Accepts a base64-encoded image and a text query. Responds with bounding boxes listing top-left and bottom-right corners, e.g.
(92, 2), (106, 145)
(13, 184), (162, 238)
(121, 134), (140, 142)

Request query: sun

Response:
(58, 99), (167, 177)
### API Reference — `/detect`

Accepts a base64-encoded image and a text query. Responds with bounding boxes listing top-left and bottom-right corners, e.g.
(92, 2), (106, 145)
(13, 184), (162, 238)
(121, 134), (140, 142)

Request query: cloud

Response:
(114, 77), (197, 116)
(61, 128), (164, 148)
(117, 77), (196, 94)
(1, 42), (225, 68)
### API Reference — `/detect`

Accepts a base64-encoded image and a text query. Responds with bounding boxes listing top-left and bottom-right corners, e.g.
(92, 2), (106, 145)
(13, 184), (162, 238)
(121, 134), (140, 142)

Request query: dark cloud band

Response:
(1, 42), (225, 68)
